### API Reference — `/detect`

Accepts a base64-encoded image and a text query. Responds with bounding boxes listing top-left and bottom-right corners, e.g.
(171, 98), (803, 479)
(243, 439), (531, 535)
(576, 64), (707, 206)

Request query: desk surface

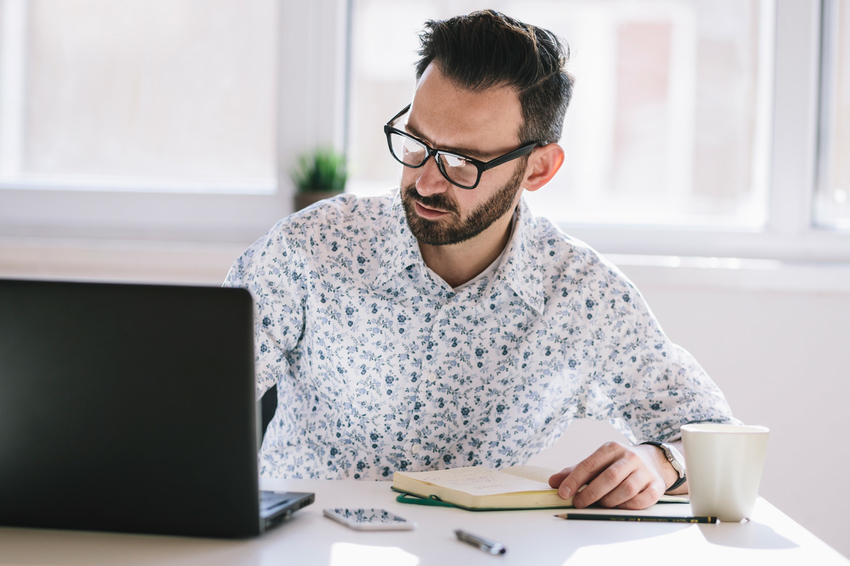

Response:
(0, 479), (846, 566)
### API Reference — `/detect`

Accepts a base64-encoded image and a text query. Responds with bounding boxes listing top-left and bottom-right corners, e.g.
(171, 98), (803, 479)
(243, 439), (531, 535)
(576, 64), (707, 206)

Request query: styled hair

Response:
(415, 9), (574, 145)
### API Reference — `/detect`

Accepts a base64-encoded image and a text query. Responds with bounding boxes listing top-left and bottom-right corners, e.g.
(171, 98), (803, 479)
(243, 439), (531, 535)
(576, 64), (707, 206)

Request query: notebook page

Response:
(402, 467), (554, 497)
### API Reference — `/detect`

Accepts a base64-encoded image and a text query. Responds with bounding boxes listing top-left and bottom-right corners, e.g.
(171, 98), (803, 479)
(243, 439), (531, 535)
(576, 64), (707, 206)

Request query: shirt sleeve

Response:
(578, 259), (740, 444)
(223, 223), (308, 400)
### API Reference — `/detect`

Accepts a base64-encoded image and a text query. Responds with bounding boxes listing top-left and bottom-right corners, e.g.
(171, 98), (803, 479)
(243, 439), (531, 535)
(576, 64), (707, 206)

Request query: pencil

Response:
(555, 513), (717, 524)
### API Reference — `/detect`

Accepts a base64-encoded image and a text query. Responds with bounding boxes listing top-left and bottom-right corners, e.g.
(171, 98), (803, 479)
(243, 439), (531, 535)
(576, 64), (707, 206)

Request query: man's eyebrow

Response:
(404, 122), (491, 160)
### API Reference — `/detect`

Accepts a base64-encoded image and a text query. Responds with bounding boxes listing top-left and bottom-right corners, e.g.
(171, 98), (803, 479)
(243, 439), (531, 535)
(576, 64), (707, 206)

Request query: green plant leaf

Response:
(291, 146), (348, 192)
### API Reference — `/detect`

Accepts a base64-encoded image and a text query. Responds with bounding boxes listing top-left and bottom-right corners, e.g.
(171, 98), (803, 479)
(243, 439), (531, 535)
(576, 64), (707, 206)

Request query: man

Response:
(225, 10), (737, 510)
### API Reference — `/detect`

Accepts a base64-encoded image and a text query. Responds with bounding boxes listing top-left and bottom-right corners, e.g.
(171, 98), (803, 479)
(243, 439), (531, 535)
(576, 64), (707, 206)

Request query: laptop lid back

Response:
(0, 279), (263, 538)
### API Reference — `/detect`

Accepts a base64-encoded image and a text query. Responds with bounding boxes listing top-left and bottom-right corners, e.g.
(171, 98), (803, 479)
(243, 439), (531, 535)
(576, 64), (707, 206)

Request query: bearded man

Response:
(225, 9), (737, 510)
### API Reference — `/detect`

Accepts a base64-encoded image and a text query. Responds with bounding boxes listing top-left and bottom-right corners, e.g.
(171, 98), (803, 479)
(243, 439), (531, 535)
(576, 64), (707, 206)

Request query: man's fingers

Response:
(548, 467), (574, 489)
(571, 453), (636, 508)
(554, 442), (623, 500)
(596, 469), (663, 509)
(616, 482), (666, 510)
(552, 442), (674, 509)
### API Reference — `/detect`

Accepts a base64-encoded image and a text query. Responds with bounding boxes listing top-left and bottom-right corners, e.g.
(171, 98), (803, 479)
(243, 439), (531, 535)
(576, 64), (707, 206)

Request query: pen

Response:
(554, 513), (717, 524)
(454, 529), (507, 555)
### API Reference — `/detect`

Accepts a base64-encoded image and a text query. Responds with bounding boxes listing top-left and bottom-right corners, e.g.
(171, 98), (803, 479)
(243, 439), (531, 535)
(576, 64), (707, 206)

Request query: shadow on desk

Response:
(698, 520), (798, 550)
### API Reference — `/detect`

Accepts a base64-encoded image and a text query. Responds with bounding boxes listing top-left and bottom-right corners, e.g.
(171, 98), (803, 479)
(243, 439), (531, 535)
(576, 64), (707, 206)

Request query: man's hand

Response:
(547, 441), (685, 510)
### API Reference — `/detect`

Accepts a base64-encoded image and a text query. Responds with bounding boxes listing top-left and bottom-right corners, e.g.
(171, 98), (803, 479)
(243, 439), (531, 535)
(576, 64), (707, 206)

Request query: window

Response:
(0, 0), (277, 193)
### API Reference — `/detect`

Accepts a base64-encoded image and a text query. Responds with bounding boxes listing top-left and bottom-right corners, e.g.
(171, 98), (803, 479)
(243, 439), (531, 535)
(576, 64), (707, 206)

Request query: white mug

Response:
(681, 423), (769, 522)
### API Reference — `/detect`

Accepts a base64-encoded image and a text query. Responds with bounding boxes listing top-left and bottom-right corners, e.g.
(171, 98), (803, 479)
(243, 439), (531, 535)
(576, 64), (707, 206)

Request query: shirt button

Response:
(426, 372), (437, 383)
(412, 444), (421, 455)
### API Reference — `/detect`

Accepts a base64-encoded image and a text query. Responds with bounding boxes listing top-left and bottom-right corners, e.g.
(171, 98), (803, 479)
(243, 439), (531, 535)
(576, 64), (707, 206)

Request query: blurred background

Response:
(0, 0), (848, 557)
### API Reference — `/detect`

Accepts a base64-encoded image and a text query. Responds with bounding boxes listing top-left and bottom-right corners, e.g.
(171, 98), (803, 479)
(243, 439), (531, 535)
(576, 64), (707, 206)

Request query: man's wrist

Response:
(640, 441), (687, 493)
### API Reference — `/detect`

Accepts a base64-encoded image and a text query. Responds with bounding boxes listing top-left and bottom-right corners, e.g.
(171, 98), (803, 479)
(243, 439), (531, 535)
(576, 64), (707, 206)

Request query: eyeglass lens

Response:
(389, 131), (479, 188)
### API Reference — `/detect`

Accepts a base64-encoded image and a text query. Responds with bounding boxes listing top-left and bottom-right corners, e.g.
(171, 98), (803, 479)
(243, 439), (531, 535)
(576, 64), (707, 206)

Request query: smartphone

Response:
(322, 507), (416, 531)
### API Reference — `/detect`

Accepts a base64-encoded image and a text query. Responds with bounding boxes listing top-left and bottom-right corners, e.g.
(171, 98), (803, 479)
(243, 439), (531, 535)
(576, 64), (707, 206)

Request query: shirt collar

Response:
(371, 191), (422, 289)
(493, 198), (546, 315)
(373, 193), (546, 315)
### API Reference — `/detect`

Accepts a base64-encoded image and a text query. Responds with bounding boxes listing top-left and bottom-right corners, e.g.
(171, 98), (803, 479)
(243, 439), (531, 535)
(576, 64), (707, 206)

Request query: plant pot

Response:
(294, 191), (344, 212)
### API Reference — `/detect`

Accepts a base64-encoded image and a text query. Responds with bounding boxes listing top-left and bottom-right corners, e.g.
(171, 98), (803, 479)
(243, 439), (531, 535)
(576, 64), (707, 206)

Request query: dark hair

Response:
(415, 9), (574, 145)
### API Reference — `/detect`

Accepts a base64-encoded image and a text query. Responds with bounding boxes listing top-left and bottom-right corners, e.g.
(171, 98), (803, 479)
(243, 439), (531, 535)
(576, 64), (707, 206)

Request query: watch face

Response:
(642, 441), (685, 477)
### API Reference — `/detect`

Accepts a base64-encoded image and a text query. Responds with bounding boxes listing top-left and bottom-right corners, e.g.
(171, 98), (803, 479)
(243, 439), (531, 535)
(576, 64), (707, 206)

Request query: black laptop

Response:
(0, 278), (313, 538)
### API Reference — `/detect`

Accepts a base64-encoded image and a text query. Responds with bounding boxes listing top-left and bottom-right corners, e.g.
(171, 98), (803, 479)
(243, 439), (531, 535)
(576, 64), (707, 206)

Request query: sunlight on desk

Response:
(330, 542), (419, 566)
(562, 519), (815, 566)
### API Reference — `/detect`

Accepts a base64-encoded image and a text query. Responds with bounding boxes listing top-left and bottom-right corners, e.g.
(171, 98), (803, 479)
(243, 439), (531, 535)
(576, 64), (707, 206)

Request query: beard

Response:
(401, 163), (525, 246)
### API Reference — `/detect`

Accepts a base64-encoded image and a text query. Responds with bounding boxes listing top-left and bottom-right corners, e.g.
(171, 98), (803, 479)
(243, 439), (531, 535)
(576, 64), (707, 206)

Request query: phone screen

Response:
(323, 508), (416, 530)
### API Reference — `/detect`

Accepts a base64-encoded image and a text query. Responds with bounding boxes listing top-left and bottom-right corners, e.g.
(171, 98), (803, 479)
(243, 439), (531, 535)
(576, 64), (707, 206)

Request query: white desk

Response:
(0, 479), (846, 566)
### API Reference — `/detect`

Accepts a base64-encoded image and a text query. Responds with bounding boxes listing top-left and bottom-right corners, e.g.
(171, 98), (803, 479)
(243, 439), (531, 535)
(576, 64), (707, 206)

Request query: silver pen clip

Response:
(455, 529), (507, 555)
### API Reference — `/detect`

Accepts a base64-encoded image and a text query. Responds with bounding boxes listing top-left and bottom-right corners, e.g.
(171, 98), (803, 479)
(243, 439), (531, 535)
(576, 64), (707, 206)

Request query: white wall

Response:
(1, 243), (847, 558)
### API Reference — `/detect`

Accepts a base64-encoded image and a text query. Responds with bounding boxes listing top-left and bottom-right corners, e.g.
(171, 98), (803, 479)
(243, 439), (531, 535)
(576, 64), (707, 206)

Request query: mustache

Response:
(402, 184), (459, 215)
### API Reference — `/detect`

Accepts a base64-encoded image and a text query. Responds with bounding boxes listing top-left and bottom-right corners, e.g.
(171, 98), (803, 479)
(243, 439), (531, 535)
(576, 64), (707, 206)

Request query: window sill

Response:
(1, 236), (848, 294)
(0, 236), (246, 285)
(610, 254), (850, 294)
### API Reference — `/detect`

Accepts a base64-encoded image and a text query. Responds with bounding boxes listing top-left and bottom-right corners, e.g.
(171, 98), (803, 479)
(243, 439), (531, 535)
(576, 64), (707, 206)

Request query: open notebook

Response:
(393, 465), (688, 511)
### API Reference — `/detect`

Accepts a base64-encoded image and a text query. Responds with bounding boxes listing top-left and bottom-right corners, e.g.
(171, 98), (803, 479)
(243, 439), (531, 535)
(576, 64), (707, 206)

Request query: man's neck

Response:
(418, 209), (515, 289)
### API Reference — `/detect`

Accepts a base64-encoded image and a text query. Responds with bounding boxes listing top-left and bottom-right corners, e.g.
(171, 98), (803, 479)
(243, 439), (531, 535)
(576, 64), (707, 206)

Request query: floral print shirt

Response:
(224, 191), (736, 479)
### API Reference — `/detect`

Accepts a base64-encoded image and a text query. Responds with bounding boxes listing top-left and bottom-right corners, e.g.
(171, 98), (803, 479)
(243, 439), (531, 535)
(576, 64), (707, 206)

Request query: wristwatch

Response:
(640, 441), (687, 492)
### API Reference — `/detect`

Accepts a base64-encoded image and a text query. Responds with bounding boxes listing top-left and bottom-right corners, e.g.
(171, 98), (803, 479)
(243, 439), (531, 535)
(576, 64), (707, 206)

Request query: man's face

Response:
(399, 64), (528, 246)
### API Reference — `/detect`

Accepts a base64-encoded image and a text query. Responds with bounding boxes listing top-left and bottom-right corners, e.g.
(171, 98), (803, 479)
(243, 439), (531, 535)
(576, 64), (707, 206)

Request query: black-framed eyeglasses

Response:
(383, 104), (539, 190)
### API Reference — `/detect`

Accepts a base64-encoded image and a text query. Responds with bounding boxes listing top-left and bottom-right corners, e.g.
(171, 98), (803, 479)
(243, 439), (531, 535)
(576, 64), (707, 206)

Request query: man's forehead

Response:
(407, 63), (523, 156)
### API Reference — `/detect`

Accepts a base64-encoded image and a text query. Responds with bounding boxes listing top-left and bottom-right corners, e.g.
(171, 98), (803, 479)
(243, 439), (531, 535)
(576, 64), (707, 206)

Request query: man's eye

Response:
(442, 155), (468, 168)
(403, 143), (425, 158)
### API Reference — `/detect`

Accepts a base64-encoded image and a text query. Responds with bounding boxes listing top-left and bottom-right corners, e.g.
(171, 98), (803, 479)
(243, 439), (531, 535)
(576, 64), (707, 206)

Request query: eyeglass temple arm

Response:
(387, 103), (412, 126)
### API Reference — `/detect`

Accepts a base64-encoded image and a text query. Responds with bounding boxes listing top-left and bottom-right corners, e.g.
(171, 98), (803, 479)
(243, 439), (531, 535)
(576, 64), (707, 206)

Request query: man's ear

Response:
(523, 143), (565, 192)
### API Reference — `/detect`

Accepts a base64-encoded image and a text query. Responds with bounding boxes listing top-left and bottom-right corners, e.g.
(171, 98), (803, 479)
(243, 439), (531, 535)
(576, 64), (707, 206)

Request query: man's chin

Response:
(404, 214), (451, 246)
(401, 188), (480, 246)
(406, 217), (484, 247)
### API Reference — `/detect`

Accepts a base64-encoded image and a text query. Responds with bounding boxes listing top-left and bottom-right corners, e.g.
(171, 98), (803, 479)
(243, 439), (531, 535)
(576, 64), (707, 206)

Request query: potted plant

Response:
(291, 146), (348, 211)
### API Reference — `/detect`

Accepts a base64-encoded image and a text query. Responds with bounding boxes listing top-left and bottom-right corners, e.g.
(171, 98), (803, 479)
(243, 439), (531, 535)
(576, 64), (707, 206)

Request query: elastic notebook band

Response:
(394, 492), (457, 508)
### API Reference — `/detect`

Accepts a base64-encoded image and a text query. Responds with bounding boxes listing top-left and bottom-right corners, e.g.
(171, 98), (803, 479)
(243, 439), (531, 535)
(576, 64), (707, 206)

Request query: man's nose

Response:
(414, 156), (450, 197)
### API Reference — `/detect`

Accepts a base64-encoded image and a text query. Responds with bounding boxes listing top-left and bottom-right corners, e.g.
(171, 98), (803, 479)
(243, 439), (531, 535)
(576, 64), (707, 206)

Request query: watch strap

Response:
(666, 474), (687, 492)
